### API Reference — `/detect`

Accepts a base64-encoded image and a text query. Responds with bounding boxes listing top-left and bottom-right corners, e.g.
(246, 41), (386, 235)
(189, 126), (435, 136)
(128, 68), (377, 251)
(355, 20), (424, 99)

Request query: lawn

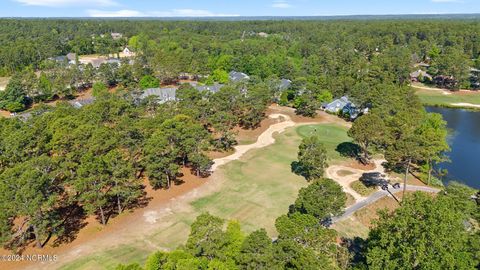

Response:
(59, 123), (352, 270)
(415, 88), (480, 107)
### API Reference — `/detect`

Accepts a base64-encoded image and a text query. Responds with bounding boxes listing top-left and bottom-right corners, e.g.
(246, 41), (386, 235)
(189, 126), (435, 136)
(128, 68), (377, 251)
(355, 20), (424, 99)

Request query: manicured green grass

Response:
(296, 124), (352, 162)
(59, 123), (352, 270)
(415, 89), (480, 107)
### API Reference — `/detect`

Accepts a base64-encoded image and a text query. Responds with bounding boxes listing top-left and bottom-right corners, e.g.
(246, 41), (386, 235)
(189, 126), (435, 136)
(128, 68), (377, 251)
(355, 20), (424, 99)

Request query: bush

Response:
(139, 75), (160, 90)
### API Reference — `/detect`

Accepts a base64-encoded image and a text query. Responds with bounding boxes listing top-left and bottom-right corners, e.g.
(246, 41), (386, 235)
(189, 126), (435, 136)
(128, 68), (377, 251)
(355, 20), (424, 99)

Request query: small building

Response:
(195, 84), (224, 94)
(111, 32), (123, 40)
(258, 32), (269, 38)
(66, 53), (77, 64)
(229, 71), (250, 82)
(140, 88), (177, 103)
(69, 98), (95, 109)
(123, 47), (133, 57)
(410, 69), (432, 82)
(278, 79), (292, 91)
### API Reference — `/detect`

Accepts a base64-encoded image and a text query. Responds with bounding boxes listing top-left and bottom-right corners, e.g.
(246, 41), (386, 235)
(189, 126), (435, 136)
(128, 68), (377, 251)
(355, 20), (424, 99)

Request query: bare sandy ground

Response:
(326, 159), (386, 202)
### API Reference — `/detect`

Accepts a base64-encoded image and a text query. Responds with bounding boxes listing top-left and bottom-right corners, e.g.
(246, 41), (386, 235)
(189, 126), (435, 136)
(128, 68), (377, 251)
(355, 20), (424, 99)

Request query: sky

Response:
(1, 0), (480, 18)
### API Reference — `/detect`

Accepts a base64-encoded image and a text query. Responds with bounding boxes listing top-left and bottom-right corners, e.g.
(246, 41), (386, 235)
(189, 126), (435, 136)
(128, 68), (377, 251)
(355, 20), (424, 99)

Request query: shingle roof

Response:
(195, 84), (224, 94)
(229, 71), (250, 82)
(279, 79), (292, 90)
(140, 88), (177, 103)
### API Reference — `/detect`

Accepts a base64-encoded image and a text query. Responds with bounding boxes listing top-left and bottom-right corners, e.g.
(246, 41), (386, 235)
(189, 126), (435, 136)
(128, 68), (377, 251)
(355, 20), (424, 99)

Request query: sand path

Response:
(211, 114), (295, 171)
(326, 159), (386, 202)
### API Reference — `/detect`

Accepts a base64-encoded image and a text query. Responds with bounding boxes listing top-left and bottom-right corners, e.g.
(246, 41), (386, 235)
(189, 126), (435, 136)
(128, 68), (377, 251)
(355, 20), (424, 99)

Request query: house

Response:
(278, 79), (292, 91)
(229, 71), (250, 82)
(324, 96), (351, 113)
(111, 32), (123, 40)
(140, 88), (177, 103)
(123, 47), (133, 57)
(66, 53), (77, 64)
(410, 69), (432, 82)
(49, 55), (67, 63)
(69, 98), (95, 109)
(324, 96), (364, 120)
(258, 32), (269, 38)
(195, 84), (224, 94)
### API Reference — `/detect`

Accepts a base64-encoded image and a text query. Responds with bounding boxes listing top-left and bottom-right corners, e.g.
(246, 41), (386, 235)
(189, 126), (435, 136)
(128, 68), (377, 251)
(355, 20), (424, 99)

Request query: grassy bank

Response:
(415, 88), (480, 109)
(59, 123), (351, 270)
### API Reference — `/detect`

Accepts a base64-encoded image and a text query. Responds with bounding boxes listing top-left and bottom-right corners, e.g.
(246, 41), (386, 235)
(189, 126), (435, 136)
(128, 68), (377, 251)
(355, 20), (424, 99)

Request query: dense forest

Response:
(0, 18), (479, 269)
(1, 19), (480, 111)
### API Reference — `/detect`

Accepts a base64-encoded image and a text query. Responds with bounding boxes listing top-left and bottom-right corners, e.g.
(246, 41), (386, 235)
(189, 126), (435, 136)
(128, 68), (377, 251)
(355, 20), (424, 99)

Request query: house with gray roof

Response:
(140, 88), (177, 103)
(195, 84), (224, 94)
(229, 71), (250, 82)
(279, 79), (292, 91)
(324, 96), (350, 113)
(68, 98), (95, 109)
(410, 69), (433, 82)
(324, 96), (364, 120)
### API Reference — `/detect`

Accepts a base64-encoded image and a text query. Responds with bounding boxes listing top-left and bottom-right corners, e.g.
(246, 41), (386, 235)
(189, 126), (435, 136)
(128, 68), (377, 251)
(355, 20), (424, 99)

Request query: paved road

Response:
(332, 184), (441, 223)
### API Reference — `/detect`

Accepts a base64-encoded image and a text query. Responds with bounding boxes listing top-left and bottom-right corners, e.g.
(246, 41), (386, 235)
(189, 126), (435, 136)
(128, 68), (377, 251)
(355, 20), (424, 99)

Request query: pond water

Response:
(426, 107), (480, 188)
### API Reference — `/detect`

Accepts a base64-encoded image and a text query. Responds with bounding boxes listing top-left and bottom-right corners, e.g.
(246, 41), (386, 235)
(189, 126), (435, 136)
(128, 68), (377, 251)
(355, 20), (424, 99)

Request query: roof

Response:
(229, 71), (250, 82)
(140, 88), (177, 103)
(68, 98), (95, 109)
(325, 96), (353, 112)
(410, 70), (433, 80)
(195, 84), (224, 94)
(66, 53), (77, 61)
(279, 79), (292, 90)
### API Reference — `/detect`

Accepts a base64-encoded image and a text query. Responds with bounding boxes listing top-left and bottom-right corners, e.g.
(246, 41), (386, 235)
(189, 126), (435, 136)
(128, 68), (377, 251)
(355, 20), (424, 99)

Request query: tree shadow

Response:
(336, 142), (361, 159)
(341, 237), (367, 267)
(52, 203), (88, 247)
(360, 172), (388, 187)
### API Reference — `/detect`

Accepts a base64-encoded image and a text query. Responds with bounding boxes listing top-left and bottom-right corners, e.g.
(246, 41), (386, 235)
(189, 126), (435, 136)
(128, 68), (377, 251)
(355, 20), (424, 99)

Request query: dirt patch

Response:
(207, 149), (235, 159)
(234, 116), (278, 145)
(344, 160), (376, 171)
(0, 110), (11, 118)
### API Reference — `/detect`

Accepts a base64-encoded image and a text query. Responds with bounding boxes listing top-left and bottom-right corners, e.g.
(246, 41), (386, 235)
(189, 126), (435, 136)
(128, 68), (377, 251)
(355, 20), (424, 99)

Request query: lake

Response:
(426, 107), (480, 189)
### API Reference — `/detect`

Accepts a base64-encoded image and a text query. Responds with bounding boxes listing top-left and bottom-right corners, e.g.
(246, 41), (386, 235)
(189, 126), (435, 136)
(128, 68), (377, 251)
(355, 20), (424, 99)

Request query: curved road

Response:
(332, 184), (440, 223)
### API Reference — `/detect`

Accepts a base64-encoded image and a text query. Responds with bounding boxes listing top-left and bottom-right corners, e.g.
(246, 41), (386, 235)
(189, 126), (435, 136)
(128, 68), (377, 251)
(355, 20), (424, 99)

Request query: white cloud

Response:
(15, 0), (117, 7)
(272, 0), (292, 8)
(88, 9), (239, 17)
